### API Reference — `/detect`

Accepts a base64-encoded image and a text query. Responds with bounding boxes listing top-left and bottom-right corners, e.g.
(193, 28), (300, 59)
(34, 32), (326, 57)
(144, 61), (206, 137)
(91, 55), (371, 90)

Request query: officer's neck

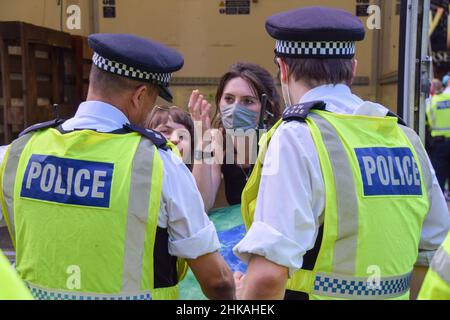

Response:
(288, 79), (313, 104)
(86, 90), (131, 120)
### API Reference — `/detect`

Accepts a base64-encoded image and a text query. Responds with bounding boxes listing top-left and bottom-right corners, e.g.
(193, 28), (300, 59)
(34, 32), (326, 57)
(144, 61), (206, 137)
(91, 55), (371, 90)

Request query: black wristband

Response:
(194, 150), (214, 161)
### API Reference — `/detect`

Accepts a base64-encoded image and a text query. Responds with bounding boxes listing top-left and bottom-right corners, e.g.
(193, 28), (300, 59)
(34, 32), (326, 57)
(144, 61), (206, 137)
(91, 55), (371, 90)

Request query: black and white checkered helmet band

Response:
(275, 40), (356, 58)
(92, 53), (172, 85)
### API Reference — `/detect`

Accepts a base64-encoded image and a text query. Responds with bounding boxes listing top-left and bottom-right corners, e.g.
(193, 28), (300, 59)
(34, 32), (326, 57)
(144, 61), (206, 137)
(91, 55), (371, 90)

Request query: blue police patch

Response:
(437, 100), (450, 110)
(21, 155), (114, 208)
(355, 148), (422, 196)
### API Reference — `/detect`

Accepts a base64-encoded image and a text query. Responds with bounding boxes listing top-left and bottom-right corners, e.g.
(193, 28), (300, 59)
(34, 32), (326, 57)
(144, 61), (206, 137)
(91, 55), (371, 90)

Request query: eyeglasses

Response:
(153, 105), (191, 116)
(154, 105), (179, 111)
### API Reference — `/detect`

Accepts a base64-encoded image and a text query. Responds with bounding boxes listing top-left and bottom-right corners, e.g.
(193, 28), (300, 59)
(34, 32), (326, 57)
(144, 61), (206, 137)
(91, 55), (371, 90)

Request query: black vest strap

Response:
(284, 224), (324, 300)
(386, 111), (407, 126)
(19, 119), (66, 137)
(23, 121), (169, 151)
(123, 123), (169, 150)
(282, 102), (407, 127)
(154, 227), (178, 288)
(282, 101), (326, 123)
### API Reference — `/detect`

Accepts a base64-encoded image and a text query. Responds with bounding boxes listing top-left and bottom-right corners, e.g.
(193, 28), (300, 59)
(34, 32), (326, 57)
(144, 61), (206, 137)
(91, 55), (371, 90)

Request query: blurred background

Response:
(0, 0), (447, 143)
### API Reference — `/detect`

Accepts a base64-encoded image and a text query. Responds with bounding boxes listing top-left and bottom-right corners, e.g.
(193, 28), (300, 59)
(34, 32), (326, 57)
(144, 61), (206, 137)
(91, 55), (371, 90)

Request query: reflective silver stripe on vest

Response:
(122, 138), (156, 292)
(27, 282), (152, 300)
(430, 246), (450, 285)
(312, 272), (412, 300)
(400, 126), (433, 203)
(429, 105), (437, 129)
(432, 127), (450, 132)
(1, 134), (34, 241)
(309, 113), (359, 275)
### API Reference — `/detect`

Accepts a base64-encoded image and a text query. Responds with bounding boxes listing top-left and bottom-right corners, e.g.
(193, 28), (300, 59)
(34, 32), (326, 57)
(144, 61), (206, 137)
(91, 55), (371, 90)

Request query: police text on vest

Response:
(355, 147), (422, 196)
(21, 155), (114, 208)
(437, 100), (450, 110)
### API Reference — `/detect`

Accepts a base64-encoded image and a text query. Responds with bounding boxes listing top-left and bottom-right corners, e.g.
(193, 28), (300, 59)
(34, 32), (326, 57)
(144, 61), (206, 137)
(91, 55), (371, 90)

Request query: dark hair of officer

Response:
(281, 57), (354, 88)
(213, 62), (282, 128)
(89, 65), (156, 96)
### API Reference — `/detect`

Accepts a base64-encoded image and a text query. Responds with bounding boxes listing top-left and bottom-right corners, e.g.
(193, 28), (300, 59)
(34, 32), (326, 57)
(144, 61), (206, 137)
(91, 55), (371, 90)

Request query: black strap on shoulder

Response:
(20, 120), (170, 150)
(123, 123), (169, 150)
(386, 111), (407, 126)
(19, 119), (66, 137)
(282, 101), (326, 123)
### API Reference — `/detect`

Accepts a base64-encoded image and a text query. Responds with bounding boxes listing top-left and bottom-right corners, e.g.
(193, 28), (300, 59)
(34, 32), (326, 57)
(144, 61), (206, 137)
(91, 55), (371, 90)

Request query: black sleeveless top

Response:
(221, 164), (253, 205)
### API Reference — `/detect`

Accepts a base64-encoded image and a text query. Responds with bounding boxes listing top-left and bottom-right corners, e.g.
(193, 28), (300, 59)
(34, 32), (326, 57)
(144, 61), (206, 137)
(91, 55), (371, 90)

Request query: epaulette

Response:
(282, 101), (326, 122)
(123, 123), (169, 150)
(386, 111), (407, 126)
(19, 119), (66, 137)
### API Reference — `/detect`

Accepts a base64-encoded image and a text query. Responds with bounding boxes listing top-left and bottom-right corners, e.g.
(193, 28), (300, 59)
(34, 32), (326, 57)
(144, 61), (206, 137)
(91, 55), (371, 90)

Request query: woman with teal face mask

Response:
(188, 62), (282, 212)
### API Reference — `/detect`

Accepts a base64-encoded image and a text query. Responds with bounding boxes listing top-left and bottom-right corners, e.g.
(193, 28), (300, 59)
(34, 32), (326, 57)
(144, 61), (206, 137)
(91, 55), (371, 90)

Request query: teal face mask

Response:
(221, 103), (259, 131)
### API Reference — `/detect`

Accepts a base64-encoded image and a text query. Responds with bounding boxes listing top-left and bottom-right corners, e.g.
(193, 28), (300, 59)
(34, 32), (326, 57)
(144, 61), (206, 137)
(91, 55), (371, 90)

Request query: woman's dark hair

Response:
(213, 62), (282, 128)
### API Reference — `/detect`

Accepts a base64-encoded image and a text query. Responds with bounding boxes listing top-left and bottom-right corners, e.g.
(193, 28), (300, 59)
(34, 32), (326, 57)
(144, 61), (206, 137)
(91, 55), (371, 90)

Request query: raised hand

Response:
(188, 90), (212, 132)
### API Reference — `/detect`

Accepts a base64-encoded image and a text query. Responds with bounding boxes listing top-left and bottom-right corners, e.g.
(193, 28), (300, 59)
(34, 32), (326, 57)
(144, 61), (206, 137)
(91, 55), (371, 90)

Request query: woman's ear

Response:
(277, 58), (289, 84)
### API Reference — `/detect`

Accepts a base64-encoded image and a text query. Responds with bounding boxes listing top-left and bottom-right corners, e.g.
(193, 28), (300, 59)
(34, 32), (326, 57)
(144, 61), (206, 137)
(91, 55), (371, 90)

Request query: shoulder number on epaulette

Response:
(282, 101), (326, 122)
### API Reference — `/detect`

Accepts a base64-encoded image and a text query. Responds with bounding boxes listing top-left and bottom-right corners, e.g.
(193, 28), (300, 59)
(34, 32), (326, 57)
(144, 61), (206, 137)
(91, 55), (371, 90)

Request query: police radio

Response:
(258, 94), (268, 131)
(53, 104), (60, 120)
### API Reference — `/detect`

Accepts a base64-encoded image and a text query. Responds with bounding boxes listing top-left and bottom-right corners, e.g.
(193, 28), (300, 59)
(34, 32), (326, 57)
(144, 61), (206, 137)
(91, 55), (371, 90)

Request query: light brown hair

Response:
(146, 105), (195, 156)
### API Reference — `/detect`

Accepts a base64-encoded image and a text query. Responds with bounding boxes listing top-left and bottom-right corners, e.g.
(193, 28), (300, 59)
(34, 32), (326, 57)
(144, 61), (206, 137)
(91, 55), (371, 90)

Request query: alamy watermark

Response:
(367, 5), (382, 30)
(366, 265), (382, 290)
(173, 122), (281, 176)
(66, 4), (81, 30)
(66, 265), (81, 290)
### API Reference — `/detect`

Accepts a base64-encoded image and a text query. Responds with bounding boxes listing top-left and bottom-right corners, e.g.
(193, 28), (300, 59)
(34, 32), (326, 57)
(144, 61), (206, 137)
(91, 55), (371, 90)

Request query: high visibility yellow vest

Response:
(427, 93), (450, 138)
(0, 122), (187, 300)
(0, 250), (33, 300)
(418, 231), (450, 300)
(242, 106), (431, 300)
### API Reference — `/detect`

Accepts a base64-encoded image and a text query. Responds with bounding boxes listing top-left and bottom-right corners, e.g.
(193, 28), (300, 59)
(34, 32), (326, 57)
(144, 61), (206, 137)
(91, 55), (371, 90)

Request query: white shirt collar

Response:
(299, 84), (389, 117)
(62, 101), (131, 132)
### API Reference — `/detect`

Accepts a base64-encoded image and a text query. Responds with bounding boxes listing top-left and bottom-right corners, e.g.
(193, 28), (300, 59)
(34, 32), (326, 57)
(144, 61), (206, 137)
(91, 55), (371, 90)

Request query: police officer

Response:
(418, 231), (450, 300)
(233, 6), (450, 300)
(0, 250), (32, 300)
(0, 34), (234, 300)
(427, 74), (450, 198)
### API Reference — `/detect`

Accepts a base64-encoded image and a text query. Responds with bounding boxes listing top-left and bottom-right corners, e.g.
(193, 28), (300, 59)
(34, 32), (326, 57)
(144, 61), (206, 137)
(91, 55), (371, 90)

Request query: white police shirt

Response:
(0, 101), (220, 259)
(233, 84), (450, 276)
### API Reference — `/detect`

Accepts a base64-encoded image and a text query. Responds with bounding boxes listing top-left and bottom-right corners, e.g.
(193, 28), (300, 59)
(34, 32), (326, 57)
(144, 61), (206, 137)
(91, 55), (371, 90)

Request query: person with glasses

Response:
(146, 106), (195, 169)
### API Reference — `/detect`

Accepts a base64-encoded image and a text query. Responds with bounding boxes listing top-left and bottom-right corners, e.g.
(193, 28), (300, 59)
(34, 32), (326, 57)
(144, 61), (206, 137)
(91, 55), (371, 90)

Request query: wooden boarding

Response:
(0, 22), (91, 144)
(71, 35), (93, 108)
